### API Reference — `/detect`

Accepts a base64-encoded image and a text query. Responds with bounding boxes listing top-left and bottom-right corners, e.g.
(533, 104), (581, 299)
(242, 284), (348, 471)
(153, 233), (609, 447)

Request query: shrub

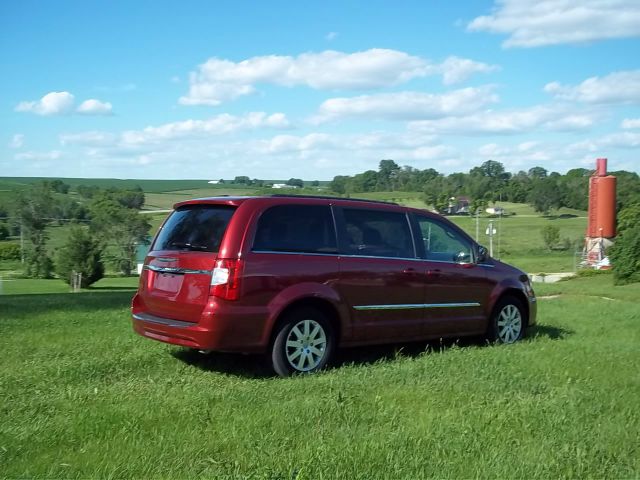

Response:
(55, 227), (104, 288)
(0, 242), (21, 261)
(609, 225), (640, 285)
(541, 225), (560, 250)
(0, 222), (9, 240)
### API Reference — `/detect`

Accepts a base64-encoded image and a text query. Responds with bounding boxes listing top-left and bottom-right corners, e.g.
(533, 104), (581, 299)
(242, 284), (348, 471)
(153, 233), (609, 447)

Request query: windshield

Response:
(153, 205), (236, 252)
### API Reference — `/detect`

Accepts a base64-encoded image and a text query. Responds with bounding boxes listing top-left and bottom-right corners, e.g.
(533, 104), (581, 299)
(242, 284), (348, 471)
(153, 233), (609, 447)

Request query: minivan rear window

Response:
(153, 205), (236, 252)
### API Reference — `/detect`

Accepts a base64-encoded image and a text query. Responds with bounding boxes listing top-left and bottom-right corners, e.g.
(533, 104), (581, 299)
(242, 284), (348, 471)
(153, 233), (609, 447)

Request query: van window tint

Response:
(253, 205), (337, 254)
(342, 208), (414, 258)
(153, 205), (236, 252)
(416, 216), (472, 263)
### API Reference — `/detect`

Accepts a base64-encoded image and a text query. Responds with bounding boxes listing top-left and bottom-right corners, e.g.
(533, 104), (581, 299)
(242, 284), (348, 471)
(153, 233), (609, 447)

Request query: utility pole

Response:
(475, 209), (480, 242)
(486, 220), (496, 257)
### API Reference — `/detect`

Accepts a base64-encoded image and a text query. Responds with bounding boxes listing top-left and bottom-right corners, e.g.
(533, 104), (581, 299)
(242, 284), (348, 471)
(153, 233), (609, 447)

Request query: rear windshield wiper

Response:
(169, 241), (209, 251)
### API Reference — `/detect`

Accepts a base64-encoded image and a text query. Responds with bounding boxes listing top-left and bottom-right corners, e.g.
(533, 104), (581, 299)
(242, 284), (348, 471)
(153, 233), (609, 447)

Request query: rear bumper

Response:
(131, 296), (270, 353)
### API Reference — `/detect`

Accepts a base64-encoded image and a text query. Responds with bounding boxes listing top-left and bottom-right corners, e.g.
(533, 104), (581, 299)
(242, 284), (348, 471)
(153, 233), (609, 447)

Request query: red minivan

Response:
(132, 195), (536, 376)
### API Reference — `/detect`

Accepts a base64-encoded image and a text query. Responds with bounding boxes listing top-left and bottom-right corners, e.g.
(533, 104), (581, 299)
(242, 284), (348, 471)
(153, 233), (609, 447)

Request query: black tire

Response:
(271, 307), (335, 377)
(487, 296), (526, 344)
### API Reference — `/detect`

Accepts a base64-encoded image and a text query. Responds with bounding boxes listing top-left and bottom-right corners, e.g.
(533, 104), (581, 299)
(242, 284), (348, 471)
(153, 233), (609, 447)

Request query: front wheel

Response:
(488, 296), (526, 344)
(271, 307), (335, 377)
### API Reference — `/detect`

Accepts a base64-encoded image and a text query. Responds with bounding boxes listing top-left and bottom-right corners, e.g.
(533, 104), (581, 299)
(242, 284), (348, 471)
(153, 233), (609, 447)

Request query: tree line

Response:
(0, 180), (149, 286)
(329, 159), (640, 214)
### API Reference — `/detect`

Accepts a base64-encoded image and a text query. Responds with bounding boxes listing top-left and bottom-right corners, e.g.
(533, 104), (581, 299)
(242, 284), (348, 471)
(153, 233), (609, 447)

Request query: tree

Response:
(541, 225), (560, 250)
(310, 180), (320, 187)
(233, 176), (251, 185)
(528, 166), (548, 179)
(378, 159), (401, 190)
(14, 185), (55, 278)
(330, 176), (349, 194)
(55, 227), (104, 287)
(286, 178), (304, 188)
(89, 196), (150, 275)
(610, 203), (640, 285)
(609, 225), (640, 285)
(528, 178), (562, 214)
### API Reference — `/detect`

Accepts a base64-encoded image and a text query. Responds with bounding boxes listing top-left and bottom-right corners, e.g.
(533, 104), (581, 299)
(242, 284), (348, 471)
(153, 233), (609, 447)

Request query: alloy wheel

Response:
(497, 304), (522, 344)
(285, 319), (327, 372)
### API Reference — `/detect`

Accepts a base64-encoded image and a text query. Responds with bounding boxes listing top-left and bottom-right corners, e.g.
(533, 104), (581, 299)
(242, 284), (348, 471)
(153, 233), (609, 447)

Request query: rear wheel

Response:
(271, 307), (335, 377)
(488, 296), (526, 344)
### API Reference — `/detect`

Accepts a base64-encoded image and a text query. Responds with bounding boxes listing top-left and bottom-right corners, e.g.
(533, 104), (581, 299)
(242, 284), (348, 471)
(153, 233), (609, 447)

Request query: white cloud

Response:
(8, 134), (24, 149)
(314, 87), (499, 122)
(120, 112), (290, 146)
(15, 92), (114, 116)
(468, 0), (640, 48)
(77, 99), (113, 115)
(567, 131), (640, 153)
(476, 142), (551, 167)
(544, 70), (640, 104)
(326, 32), (338, 41)
(439, 56), (499, 85)
(622, 118), (640, 129)
(59, 131), (116, 146)
(60, 112), (291, 152)
(15, 91), (75, 116)
(409, 104), (597, 135)
(180, 49), (498, 105)
(15, 150), (62, 161)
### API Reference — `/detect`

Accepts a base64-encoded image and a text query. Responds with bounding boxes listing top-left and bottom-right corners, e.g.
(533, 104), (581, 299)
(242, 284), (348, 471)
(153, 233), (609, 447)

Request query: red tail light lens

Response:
(210, 258), (243, 300)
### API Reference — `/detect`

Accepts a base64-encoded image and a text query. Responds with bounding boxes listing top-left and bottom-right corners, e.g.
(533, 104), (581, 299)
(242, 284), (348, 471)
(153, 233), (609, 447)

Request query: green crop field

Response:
(0, 275), (638, 478)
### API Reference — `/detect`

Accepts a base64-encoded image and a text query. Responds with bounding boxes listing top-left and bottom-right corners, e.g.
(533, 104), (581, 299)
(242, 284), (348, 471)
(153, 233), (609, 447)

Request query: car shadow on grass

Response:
(172, 324), (573, 378)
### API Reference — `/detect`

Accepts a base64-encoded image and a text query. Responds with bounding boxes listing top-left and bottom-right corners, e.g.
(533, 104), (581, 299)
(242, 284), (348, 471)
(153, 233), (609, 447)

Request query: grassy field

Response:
(1, 275), (638, 478)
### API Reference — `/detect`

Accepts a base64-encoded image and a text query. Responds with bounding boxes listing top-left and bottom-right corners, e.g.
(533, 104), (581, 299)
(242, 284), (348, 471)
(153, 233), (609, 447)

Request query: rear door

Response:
(412, 214), (491, 336)
(139, 204), (236, 322)
(335, 206), (426, 341)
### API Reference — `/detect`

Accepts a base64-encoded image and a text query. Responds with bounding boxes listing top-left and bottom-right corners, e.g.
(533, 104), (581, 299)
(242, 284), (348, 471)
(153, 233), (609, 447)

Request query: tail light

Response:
(210, 258), (243, 300)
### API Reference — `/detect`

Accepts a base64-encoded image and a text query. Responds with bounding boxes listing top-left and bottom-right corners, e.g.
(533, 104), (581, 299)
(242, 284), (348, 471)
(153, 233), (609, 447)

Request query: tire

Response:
(488, 296), (526, 344)
(271, 307), (335, 377)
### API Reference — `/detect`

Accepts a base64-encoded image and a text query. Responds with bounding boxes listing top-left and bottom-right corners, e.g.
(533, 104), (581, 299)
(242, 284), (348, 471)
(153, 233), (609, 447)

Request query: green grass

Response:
(0, 276), (139, 295)
(1, 276), (638, 478)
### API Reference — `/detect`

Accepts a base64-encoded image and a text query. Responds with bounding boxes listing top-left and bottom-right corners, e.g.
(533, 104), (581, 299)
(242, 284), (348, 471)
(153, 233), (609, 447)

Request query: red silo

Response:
(587, 158), (616, 238)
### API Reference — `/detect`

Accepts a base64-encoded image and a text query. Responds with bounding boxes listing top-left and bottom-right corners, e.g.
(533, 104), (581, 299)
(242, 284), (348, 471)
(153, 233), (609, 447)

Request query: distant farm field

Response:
(1, 275), (638, 478)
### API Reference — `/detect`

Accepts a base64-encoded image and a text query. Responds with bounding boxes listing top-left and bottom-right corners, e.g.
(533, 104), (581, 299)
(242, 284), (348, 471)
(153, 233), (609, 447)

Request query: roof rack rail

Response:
(268, 194), (398, 205)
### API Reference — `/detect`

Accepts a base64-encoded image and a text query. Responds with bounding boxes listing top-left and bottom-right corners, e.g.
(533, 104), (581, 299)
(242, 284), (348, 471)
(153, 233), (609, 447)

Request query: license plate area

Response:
(153, 273), (183, 294)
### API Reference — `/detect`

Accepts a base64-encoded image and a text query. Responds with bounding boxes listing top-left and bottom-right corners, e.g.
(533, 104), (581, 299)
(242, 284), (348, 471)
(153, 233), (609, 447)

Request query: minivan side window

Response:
(153, 205), (236, 252)
(341, 208), (414, 258)
(252, 205), (337, 254)
(416, 216), (473, 263)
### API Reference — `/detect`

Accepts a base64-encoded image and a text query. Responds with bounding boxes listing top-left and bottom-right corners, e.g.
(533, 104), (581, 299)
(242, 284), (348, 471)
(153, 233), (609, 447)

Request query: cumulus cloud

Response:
(15, 91), (114, 116)
(179, 49), (498, 105)
(544, 70), (640, 104)
(567, 131), (640, 153)
(77, 99), (113, 115)
(120, 112), (290, 146)
(409, 104), (597, 135)
(8, 134), (24, 149)
(59, 131), (117, 146)
(439, 56), (499, 85)
(15, 91), (75, 116)
(622, 118), (640, 129)
(60, 112), (291, 151)
(314, 87), (499, 122)
(467, 0), (640, 48)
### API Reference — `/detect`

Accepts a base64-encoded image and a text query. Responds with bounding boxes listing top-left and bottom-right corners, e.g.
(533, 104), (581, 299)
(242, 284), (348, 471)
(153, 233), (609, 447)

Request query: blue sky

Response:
(1, 0), (639, 180)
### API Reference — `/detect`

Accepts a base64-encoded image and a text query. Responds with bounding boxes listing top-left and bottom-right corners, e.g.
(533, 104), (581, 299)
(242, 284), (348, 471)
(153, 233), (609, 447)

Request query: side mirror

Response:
(477, 245), (488, 263)
(454, 251), (472, 264)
